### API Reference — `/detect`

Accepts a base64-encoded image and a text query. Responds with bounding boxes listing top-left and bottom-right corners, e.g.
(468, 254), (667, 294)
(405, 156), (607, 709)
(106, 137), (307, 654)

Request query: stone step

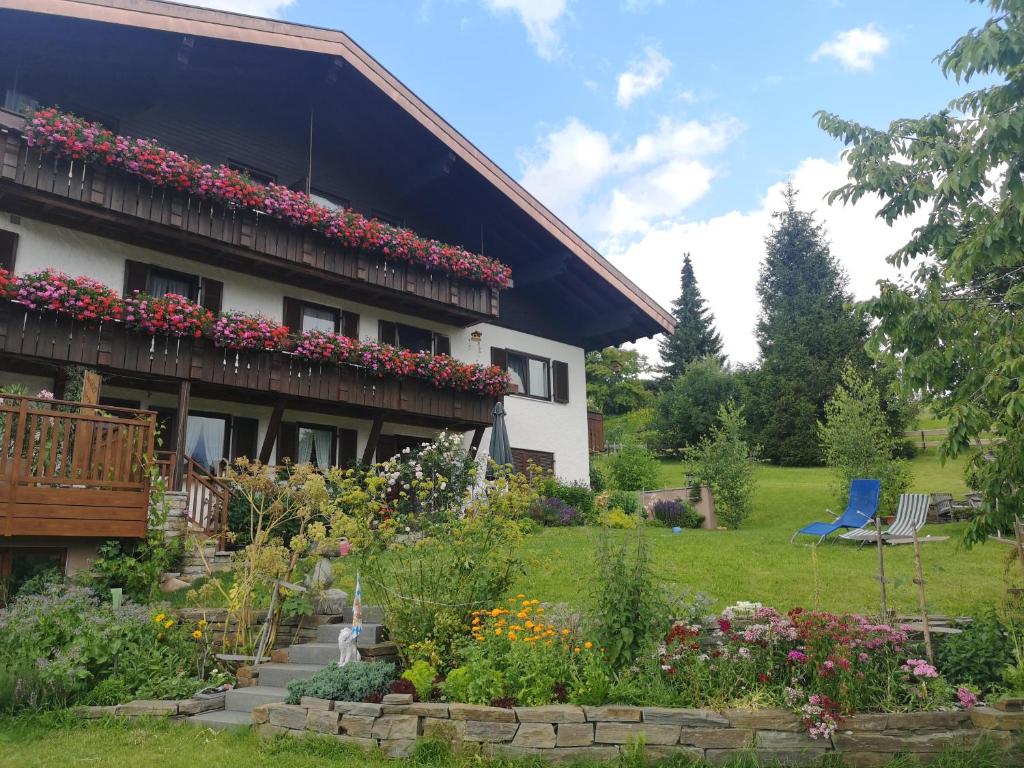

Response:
(187, 709), (253, 730)
(226, 685), (289, 712)
(315, 622), (385, 644)
(286, 642), (348, 666)
(254, 663), (324, 688)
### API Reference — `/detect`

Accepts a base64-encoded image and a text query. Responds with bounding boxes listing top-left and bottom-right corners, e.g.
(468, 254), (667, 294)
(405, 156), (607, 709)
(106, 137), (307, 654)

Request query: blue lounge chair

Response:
(791, 479), (881, 544)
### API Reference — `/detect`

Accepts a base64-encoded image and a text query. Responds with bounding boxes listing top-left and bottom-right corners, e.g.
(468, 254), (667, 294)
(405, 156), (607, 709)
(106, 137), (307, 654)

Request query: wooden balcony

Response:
(0, 394), (154, 538)
(0, 304), (496, 429)
(0, 113), (500, 325)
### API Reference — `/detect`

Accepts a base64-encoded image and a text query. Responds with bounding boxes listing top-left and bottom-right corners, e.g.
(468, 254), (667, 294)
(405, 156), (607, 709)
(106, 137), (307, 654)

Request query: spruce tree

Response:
(658, 253), (723, 380)
(748, 186), (867, 466)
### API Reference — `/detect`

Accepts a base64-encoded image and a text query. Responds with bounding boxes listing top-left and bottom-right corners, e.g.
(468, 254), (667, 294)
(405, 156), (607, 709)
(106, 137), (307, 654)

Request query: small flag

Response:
(352, 572), (363, 640)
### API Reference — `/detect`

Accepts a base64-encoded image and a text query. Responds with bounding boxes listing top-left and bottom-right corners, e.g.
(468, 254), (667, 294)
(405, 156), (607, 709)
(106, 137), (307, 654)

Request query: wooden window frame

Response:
(296, 422), (338, 469)
(298, 299), (341, 334)
(506, 349), (552, 402)
(149, 265), (200, 301)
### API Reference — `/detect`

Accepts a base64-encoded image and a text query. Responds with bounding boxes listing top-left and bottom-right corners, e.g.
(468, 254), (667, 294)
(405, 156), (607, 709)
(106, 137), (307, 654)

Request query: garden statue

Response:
(337, 626), (360, 666)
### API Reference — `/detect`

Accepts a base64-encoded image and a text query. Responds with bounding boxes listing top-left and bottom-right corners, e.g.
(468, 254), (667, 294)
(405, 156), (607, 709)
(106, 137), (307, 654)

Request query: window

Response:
(228, 160), (276, 185)
(508, 351), (550, 400)
(0, 229), (18, 273)
(378, 321), (450, 355)
(310, 189), (350, 211)
(492, 348), (569, 403)
(511, 448), (555, 476)
(283, 297), (359, 338)
(150, 266), (198, 300)
(123, 261), (222, 311)
(297, 426), (335, 468)
(301, 304), (338, 333)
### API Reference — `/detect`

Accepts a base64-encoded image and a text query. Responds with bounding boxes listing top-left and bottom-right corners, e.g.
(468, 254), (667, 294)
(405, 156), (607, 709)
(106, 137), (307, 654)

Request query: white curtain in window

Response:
(507, 354), (528, 394)
(185, 415), (225, 471)
(297, 428), (314, 464)
(150, 273), (192, 299)
(528, 358), (550, 398)
(313, 428), (333, 468)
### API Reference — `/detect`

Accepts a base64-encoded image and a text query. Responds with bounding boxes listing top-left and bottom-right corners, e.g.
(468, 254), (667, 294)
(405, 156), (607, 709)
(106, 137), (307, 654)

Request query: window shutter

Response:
(433, 333), (451, 356)
(552, 360), (569, 404)
(490, 347), (508, 370)
(123, 259), (150, 296)
(337, 428), (358, 468)
(277, 422), (299, 464)
(341, 311), (360, 339)
(200, 277), (223, 314)
(0, 230), (18, 273)
(378, 320), (398, 346)
(282, 297), (302, 333)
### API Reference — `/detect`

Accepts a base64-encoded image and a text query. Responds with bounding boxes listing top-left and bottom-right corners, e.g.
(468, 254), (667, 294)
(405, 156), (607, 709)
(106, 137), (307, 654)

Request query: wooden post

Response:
(912, 527), (935, 665)
(259, 398), (286, 464)
(71, 370), (103, 476)
(80, 371), (102, 406)
(172, 380), (191, 491)
(875, 515), (888, 620)
(467, 426), (485, 459)
(362, 414), (384, 465)
(1014, 517), (1024, 586)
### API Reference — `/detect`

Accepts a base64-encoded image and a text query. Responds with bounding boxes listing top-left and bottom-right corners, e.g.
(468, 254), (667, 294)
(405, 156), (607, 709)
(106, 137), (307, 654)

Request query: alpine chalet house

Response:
(0, 0), (672, 581)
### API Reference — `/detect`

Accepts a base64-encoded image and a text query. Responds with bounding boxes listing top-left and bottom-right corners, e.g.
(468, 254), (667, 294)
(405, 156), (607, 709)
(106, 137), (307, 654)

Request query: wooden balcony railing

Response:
(0, 394), (154, 538)
(0, 303), (496, 428)
(0, 115), (500, 324)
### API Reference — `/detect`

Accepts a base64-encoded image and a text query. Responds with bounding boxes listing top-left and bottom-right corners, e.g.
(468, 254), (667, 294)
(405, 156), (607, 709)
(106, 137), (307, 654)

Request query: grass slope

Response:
(508, 453), (1008, 616)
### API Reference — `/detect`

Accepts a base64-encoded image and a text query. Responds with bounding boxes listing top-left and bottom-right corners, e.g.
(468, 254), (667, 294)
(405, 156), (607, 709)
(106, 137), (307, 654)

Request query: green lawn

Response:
(505, 453), (1007, 617)
(0, 716), (1009, 768)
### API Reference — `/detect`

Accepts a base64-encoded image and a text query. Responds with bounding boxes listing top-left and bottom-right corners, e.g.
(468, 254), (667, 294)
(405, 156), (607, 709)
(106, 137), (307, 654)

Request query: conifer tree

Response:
(658, 253), (723, 380)
(747, 187), (867, 466)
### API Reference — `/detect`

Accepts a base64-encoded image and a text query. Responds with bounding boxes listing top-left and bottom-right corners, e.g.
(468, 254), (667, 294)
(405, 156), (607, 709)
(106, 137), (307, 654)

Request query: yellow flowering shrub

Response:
(444, 596), (602, 707)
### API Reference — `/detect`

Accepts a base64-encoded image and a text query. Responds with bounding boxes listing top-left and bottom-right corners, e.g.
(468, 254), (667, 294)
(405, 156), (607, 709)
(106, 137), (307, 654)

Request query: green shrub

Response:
(598, 508), (639, 529)
(286, 662), (396, 704)
(589, 461), (607, 493)
(440, 665), (503, 706)
(604, 489), (642, 517)
(540, 478), (595, 520)
(685, 402), (756, 529)
(607, 441), (660, 491)
(650, 499), (703, 529)
(588, 529), (665, 671)
(0, 585), (213, 710)
(401, 660), (438, 702)
(937, 611), (1013, 696)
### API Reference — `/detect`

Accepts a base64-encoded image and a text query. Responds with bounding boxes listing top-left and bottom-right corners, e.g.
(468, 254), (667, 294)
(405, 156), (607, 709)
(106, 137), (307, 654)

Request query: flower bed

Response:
(23, 107), (513, 289)
(5, 269), (510, 396)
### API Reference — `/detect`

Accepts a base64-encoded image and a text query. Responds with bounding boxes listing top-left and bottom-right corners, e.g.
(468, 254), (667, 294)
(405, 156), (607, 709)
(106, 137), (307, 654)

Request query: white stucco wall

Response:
(1, 215), (591, 483)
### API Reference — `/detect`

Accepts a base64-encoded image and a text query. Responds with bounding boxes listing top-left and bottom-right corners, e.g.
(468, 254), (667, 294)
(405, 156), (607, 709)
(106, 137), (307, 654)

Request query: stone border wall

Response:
(75, 695), (225, 720)
(254, 697), (1024, 766)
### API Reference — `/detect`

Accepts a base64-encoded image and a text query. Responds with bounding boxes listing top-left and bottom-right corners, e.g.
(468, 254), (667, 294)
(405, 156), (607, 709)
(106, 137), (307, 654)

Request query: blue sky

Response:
(200, 0), (990, 362)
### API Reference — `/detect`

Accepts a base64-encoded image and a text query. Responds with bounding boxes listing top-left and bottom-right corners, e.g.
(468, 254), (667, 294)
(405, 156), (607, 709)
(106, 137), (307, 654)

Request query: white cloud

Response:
(811, 24), (890, 71)
(519, 115), (741, 237)
(616, 46), (672, 107)
(604, 156), (925, 365)
(482, 0), (569, 60)
(176, 0), (295, 17)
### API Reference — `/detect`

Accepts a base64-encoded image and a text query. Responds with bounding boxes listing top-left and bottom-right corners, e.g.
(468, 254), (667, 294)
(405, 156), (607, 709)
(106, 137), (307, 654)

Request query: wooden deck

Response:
(0, 394), (154, 538)
(0, 114), (500, 325)
(0, 303), (496, 429)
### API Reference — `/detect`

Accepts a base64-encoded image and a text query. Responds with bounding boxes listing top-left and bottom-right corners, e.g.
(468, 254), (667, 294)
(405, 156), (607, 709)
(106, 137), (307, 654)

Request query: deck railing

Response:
(0, 303), (495, 428)
(183, 455), (231, 543)
(0, 394), (155, 538)
(0, 117), (499, 322)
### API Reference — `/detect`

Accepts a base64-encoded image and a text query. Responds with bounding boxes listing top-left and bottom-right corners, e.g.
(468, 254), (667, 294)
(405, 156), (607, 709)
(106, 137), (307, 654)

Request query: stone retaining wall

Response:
(75, 694), (225, 720)
(254, 696), (1024, 766)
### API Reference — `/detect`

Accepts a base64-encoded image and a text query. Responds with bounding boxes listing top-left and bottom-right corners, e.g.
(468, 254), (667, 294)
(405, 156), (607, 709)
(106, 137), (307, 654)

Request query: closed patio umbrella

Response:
(486, 401), (513, 479)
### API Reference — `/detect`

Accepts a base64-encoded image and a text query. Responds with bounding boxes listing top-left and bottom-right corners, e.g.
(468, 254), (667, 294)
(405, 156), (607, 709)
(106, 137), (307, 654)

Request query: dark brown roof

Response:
(0, 0), (675, 338)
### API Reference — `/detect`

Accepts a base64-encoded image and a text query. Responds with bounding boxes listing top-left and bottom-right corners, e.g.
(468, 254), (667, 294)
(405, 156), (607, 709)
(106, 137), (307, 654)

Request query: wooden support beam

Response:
(172, 380), (191, 491)
(259, 398), (287, 464)
(81, 370), (102, 406)
(468, 426), (486, 459)
(362, 414), (384, 465)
